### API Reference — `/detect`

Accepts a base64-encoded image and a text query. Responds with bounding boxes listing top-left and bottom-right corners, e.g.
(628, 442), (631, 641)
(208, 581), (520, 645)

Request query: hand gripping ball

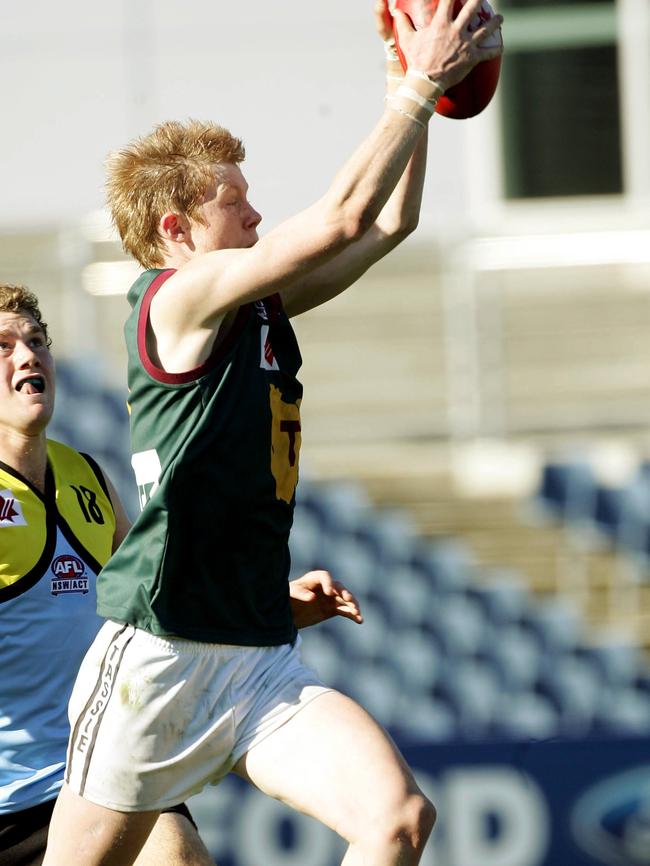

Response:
(393, 0), (502, 119)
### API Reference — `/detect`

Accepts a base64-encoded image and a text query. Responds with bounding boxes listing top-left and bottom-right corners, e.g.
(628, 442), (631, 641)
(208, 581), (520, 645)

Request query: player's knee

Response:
(403, 792), (436, 850)
(381, 791), (436, 853)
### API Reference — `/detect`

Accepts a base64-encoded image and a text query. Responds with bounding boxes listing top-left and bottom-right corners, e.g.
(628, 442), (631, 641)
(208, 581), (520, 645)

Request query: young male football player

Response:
(0, 285), (361, 866)
(45, 3), (503, 864)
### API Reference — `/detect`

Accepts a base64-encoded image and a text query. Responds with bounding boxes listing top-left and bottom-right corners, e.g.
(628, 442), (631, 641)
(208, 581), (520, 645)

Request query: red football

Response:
(393, 0), (502, 120)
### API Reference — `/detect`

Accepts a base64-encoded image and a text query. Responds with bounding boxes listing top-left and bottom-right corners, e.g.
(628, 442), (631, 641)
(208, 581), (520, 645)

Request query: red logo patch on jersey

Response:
(50, 555), (89, 595)
(260, 324), (280, 371)
(0, 490), (26, 526)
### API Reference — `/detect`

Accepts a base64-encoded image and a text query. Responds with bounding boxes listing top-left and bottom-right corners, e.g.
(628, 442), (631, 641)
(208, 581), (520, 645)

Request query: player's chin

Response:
(35, 399), (54, 420)
(23, 404), (53, 434)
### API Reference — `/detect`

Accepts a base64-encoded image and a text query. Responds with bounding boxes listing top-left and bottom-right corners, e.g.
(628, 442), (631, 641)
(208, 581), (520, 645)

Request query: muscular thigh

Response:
(233, 689), (423, 843)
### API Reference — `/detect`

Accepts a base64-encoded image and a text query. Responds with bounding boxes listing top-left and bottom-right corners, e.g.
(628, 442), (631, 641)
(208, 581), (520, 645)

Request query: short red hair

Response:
(106, 119), (246, 269)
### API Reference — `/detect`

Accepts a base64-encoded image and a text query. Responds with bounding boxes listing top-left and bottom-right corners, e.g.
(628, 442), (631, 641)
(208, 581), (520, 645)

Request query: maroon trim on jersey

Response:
(137, 269), (252, 384)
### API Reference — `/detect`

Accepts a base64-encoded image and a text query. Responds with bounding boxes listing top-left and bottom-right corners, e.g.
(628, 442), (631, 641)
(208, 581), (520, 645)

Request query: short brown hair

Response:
(0, 284), (51, 347)
(106, 119), (246, 269)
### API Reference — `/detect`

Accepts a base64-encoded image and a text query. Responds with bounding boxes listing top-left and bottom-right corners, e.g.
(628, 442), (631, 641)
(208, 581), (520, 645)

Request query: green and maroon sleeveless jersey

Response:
(96, 269), (302, 645)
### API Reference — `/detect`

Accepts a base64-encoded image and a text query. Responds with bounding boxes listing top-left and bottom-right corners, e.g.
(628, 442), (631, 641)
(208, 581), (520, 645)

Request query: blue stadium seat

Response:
(298, 630), (347, 690)
(430, 593), (489, 658)
(520, 599), (582, 654)
(354, 509), (420, 567)
(594, 687), (650, 735)
(589, 478), (650, 564)
(332, 596), (390, 661)
(592, 485), (626, 540)
(436, 658), (502, 737)
(392, 694), (457, 742)
(414, 539), (476, 593)
(387, 627), (442, 694)
(535, 458), (650, 572)
(492, 691), (559, 740)
(577, 640), (646, 688)
(534, 654), (602, 735)
(298, 480), (371, 537)
(468, 572), (533, 626)
(314, 535), (384, 601)
(381, 565), (441, 629)
(610, 482), (650, 567)
(536, 460), (596, 525)
(288, 505), (324, 574)
(346, 661), (402, 728)
(482, 623), (542, 691)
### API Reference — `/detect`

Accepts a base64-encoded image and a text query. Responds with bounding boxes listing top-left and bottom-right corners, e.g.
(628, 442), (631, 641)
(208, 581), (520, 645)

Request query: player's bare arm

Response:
(102, 469), (132, 552)
(149, 0), (503, 369)
(279, 0), (430, 318)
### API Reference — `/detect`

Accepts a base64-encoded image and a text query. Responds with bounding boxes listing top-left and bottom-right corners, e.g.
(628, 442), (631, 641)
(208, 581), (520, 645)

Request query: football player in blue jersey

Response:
(0, 283), (362, 866)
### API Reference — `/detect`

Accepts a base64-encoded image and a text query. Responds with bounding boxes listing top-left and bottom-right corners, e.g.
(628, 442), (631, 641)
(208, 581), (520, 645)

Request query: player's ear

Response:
(159, 212), (188, 242)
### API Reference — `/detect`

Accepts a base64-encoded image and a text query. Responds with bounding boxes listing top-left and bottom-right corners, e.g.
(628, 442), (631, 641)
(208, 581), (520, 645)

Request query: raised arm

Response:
(152, 0), (502, 345)
(280, 0), (430, 318)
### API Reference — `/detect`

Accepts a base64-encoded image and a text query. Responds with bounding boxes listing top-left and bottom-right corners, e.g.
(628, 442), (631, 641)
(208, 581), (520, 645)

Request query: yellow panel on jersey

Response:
(0, 472), (47, 586)
(0, 439), (116, 594)
(48, 440), (116, 569)
(269, 384), (301, 505)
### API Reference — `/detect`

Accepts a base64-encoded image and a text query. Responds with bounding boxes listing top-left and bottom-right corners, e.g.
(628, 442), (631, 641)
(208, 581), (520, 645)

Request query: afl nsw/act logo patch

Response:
(0, 490), (27, 526)
(50, 554), (89, 595)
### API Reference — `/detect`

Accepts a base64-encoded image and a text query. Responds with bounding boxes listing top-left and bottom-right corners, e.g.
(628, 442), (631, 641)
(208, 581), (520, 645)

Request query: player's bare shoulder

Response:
(151, 248), (245, 335)
(146, 253), (246, 374)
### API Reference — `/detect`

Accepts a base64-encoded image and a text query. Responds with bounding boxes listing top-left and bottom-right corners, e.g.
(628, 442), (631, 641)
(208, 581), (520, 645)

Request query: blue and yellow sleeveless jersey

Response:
(0, 439), (116, 813)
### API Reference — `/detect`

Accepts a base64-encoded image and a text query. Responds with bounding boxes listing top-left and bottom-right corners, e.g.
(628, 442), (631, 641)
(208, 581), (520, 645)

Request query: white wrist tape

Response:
(406, 68), (445, 98)
(396, 84), (438, 115)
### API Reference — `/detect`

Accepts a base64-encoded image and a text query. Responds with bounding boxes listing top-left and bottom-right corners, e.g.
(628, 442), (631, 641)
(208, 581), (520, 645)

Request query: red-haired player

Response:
(44, 3), (502, 865)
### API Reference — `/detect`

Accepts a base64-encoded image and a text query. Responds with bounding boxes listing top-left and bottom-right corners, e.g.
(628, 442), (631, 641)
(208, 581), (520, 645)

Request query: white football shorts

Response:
(65, 620), (329, 811)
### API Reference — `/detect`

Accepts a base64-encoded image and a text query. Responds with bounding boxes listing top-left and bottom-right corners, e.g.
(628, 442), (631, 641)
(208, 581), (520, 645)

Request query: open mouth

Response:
(16, 376), (45, 394)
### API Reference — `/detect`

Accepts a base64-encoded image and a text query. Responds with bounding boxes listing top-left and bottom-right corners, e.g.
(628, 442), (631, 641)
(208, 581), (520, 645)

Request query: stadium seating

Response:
(536, 458), (650, 570)
(537, 460), (597, 528)
(295, 483), (650, 741)
(49, 363), (650, 743)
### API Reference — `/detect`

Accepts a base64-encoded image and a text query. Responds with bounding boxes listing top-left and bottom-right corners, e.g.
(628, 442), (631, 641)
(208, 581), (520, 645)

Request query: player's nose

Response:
(16, 340), (39, 367)
(246, 204), (262, 230)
